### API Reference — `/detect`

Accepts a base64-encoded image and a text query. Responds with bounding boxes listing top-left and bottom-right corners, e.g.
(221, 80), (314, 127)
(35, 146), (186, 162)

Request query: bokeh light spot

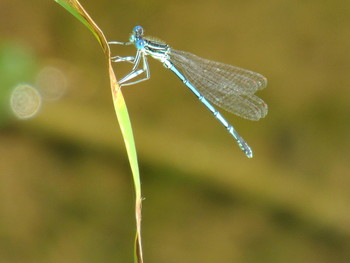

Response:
(10, 83), (42, 119)
(36, 66), (67, 101)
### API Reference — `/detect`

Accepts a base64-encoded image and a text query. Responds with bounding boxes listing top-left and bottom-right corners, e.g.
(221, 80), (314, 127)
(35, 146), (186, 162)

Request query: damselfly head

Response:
(133, 26), (144, 36)
(130, 25), (144, 43)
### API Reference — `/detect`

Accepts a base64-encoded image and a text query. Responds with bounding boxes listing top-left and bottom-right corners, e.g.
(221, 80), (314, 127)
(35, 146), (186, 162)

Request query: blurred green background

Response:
(1, 0), (350, 262)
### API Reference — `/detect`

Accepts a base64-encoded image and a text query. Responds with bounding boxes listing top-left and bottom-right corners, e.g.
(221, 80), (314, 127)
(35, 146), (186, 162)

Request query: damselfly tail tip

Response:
(246, 151), (253, 158)
(242, 146), (253, 158)
(236, 137), (253, 158)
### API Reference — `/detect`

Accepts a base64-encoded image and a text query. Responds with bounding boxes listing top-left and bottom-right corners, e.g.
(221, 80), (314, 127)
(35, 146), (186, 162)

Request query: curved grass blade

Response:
(54, 0), (143, 262)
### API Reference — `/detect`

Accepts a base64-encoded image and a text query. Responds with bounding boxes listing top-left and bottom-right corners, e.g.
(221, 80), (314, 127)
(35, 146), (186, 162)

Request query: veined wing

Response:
(169, 49), (268, 121)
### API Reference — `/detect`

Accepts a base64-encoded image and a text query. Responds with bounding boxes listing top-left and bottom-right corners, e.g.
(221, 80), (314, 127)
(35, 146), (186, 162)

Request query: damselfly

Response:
(109, 26), (268, 158)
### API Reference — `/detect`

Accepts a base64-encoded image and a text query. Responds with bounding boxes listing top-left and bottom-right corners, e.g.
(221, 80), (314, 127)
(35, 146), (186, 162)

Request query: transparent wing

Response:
(169, 49), (268, 121)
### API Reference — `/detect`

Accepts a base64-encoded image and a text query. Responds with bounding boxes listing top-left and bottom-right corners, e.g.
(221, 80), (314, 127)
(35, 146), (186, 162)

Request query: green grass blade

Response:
(54, 0), (100, 44)
(54, 1), (143, 262)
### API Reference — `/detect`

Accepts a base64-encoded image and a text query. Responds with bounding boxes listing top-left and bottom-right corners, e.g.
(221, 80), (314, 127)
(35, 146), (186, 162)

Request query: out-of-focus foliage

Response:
(0, 43), (37, 125)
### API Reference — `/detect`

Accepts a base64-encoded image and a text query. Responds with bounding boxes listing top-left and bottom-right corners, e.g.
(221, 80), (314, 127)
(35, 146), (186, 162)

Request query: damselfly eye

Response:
(136, 39), (145, 49)
(133, 26), (144, 36)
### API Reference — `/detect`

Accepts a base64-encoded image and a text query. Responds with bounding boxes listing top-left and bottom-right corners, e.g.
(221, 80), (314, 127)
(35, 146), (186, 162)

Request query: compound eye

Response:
(136, 39), (145, 49)
(133, 26), (144, 36)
